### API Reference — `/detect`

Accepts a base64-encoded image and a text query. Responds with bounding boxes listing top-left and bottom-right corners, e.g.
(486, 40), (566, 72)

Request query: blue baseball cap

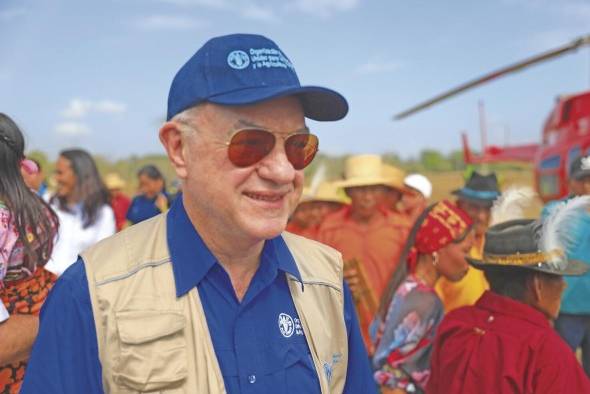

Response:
(166, 33), (348, 121)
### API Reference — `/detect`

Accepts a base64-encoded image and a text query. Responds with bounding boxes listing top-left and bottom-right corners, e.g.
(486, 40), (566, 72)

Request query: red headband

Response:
(408, 200), (472, 271)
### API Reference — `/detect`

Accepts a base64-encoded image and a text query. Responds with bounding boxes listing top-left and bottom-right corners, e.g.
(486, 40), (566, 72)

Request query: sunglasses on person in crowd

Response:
(226, 127), (319, 170)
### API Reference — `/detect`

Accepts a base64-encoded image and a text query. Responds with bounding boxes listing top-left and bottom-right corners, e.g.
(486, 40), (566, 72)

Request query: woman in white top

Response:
(46, 149), (115, 276)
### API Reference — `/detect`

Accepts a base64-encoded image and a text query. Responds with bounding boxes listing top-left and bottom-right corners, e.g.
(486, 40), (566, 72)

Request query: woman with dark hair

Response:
(370, 201), (473, 394)
(0, 113), (59, 392)
(46, 149), (115, 276)
(126, 164), (170, 225)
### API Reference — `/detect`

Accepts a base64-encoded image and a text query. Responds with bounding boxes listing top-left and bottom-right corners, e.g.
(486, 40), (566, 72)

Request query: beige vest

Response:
(82, 213), (349, 393)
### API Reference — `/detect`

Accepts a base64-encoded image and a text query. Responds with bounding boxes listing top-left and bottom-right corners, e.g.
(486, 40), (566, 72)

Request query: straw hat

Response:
(312, 181), (350, 204)
(335, 154), (394, 189)
(104, 173), (126, 190)
(381, 163), (406, 191)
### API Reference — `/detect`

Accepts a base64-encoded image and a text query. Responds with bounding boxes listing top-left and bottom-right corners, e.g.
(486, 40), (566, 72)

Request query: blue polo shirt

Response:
(21, 198), (375, 394)
(126, 193), (169, 224)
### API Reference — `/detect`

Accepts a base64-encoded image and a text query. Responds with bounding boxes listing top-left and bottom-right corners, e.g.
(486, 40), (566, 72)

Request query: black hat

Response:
(569, 155), (590, 180)
(451, 171), (500, 207)
(468, 219), (588, 276)
(452, 171), (500, 207)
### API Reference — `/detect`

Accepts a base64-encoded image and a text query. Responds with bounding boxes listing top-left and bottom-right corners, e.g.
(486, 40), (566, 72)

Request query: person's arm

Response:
(0, 306), (38, 365)
(342, 282), (379, 394)
(20, 260), (104, 394)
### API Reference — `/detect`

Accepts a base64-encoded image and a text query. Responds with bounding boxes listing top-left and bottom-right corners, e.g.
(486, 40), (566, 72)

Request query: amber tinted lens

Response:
(227, 129), (275, 167)
(285, 133), (319, 170)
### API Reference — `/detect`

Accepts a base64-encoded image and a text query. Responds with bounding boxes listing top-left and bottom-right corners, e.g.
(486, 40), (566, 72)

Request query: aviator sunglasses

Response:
(226, 127), (319, 170)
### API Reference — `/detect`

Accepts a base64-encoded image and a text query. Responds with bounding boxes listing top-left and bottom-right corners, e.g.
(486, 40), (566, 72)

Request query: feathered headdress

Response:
(540, 196), (590, 270)
(490, 185), (537, 226)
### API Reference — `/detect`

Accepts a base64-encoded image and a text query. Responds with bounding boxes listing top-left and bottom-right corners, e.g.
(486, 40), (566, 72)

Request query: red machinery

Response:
(395, 35), (590, 202)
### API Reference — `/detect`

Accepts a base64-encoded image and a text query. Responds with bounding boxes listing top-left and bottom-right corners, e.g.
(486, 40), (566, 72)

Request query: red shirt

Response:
(317, 206), (410, 350)
(285, 222), (320, 241)
(110, 192), (131, 231)
(427, 291), (590, 394)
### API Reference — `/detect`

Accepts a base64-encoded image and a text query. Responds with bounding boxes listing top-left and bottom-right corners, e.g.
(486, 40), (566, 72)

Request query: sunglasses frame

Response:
(224, 126), (319, 170)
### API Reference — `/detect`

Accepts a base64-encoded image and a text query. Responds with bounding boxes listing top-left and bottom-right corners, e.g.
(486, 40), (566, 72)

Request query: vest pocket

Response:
(114, 310), (188, 392)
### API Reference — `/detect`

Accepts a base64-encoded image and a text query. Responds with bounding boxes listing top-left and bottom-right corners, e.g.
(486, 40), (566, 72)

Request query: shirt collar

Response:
(167, 196), (303, 297)
(476, 290), (550, 329)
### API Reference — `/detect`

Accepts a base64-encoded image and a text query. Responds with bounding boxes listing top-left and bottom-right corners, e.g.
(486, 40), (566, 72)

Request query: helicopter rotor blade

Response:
(394, 34), (590, 120)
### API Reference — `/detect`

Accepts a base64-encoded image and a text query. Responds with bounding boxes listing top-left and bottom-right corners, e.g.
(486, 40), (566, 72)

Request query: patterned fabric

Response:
(372, 276), (444, 391)
(0, 267), (56, 393)
(0, 201), (34, 285)
(407, 200), (472, 272)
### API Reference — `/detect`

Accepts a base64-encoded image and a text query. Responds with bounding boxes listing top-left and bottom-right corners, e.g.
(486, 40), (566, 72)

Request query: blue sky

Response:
(1, 0), (589, 160)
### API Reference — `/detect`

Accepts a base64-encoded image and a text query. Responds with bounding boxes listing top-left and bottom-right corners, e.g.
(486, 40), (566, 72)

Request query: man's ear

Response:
(159, 122), (188, 179)
(530, 274), (543, 303)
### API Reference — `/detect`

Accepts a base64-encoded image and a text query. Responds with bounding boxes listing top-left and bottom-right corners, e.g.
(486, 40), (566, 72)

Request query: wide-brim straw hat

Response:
(311, 181), (350, 204)
(104, 173), (126, 190)
(334, 154), (406, 191)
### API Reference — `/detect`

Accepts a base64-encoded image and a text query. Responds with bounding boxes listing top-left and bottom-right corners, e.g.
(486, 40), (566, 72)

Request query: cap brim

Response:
(208, 85), (348, 121)
(468, 257), (590, 276)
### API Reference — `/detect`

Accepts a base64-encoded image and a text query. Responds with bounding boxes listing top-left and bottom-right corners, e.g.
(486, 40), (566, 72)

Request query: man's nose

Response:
(257, 143), (297, 184)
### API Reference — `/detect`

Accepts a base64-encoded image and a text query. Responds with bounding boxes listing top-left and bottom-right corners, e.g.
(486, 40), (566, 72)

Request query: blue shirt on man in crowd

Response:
(125, 192), (169, 225)
(21, 197), (376, 393)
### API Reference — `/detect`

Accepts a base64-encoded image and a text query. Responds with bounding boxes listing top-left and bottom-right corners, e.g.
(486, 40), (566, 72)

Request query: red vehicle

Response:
(396, 35), (590, 202)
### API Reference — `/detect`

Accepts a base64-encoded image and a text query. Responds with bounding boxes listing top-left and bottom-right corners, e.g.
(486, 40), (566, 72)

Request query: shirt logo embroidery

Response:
(227, 50), (250, 70)
(278, 313), (295, 338)
(323, 353), (342, 385)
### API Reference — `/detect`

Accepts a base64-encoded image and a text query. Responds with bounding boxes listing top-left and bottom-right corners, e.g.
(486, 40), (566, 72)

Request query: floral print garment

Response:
(0, 202), (25, 285)
(0, 201), (57, 393)
(372, 275), (443, 392)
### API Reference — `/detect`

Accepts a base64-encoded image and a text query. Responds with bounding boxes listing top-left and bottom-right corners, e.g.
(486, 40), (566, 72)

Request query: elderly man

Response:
(317, 155), (410, 351)
(428, 219), (590, 393)
(435, 171), (499, 311)
(21, 34), (374, 393)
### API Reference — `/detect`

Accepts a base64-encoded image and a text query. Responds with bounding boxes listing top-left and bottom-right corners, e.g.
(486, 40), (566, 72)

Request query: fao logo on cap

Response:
(227, 50), (250, 70)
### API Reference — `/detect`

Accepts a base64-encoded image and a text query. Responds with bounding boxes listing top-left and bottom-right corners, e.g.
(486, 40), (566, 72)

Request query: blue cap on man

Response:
(167, 33), (349, 121)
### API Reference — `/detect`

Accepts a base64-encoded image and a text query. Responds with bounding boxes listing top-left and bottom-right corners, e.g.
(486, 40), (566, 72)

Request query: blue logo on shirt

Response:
(323, 353), (342, 385)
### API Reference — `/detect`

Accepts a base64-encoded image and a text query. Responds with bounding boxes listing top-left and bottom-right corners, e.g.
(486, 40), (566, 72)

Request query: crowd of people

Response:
(1, 32), (590, 393)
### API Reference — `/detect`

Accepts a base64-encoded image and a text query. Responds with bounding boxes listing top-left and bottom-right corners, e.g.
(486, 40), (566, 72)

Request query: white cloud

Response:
(0, 7), (26, 21)
(135, 15), (206, 31)
(155, 0), (357, 20)
(61, 99), (127, 119)
(94, 100), (127, 114)
(293, 0), (359, 17)
(356, 58), (401, 75)
(240, 4), (277, 22)
(55, 122), (91, 136)
(61, 99), (92, 118)
(156, 0), (230, 8)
